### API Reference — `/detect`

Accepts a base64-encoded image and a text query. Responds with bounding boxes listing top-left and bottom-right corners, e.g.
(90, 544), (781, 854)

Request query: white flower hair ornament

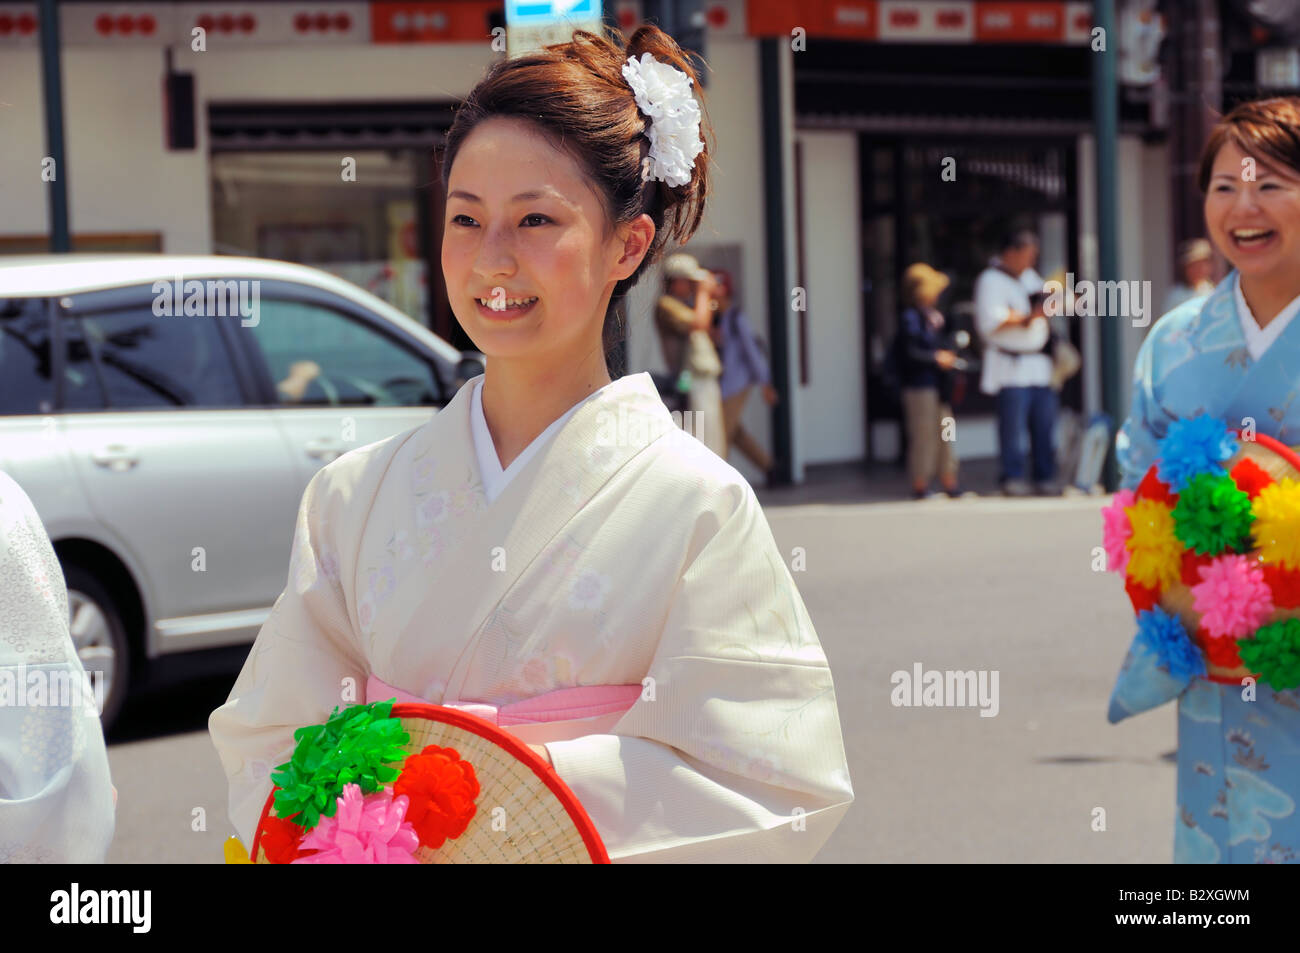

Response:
(621, 52), (705, 189)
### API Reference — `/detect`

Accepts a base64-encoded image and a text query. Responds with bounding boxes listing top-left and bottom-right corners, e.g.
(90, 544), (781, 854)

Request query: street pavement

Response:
(104, 470), (1172, 863)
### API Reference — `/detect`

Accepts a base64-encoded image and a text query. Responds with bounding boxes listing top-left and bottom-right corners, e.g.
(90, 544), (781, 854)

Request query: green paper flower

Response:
(1238, 618), (1300, 691)
(271, 700), (411, 829)
(1171, 472), (1255, 556)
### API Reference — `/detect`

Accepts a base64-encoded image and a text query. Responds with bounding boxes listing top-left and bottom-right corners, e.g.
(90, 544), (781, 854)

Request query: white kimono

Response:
(209, 371), (854, 862)
(0, 470), (116, 863)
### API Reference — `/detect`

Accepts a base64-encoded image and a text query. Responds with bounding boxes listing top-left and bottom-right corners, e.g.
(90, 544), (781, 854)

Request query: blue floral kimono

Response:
(1110, 273), (1300, 864)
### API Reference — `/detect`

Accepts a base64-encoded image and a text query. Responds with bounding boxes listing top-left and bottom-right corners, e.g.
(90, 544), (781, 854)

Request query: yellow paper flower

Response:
(1124, 499), (1183, 589)
(223, 836), (252, 864)
(1252, 478), (1300, 570)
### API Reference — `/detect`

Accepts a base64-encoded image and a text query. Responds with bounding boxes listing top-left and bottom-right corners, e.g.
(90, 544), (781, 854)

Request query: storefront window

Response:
(211, 151), (427, 323)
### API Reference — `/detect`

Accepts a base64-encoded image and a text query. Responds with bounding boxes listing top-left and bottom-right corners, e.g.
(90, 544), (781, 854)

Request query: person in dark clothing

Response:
(898, 263), (963, 499)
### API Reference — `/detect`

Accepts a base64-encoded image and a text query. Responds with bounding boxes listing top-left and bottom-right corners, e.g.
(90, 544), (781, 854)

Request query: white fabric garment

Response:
(1233, 273), (1300, 361)
(0, 470), (116, 863)
(470, 374), (610, 505)
(974, 263), (1052, 394)
(210, 371), (854, 862)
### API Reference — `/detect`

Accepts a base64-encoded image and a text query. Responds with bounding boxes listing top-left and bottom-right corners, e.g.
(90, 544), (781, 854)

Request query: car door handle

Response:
(304, 438), (345, 460)
(90, 445), (140, 471)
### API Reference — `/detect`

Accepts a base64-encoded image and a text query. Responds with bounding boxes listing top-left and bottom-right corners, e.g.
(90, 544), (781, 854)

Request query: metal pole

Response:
(1093, 0), (1121, 489)
(38, 0), (69, 253)
(759, 37), (792, 485)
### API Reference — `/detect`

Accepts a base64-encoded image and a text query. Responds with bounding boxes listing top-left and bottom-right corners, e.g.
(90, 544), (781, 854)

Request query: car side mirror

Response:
(455, 354), (485, 389)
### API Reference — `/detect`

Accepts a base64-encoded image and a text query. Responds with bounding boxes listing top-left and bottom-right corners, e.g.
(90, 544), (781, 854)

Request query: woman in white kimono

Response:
(1110, 97), (1300, 862)
(0, 470), (116, 862)
(209, 25), (854, 863)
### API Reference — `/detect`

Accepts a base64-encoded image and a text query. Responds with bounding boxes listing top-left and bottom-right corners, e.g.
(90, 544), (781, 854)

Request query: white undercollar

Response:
(1234, 274), (1300, 361)
(469, 376), (608, 504)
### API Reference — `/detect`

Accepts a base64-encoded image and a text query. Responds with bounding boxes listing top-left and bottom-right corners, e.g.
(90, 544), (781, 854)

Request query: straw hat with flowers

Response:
(1104, 415), (1300, 694)
(229, 699), (608, 864)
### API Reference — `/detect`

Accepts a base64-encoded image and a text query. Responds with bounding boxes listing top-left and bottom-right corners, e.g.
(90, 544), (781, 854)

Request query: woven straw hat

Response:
(1148, 433), (1300, 683)
(251, 702), (608, 864)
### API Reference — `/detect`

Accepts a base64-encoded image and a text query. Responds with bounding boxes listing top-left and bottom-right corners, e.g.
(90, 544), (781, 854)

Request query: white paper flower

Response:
(621, 52), (704, 188)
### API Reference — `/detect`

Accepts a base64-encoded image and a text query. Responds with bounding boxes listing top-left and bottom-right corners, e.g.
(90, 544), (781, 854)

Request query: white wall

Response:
(795, 129), (865, 465)
(624, 34), (779, 483)
(1076, 133), (1172, 422)
(0, 43), (497, 252)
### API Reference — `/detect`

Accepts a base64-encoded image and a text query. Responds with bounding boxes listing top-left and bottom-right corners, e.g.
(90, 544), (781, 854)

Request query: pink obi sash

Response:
(365, 675), (640, 745)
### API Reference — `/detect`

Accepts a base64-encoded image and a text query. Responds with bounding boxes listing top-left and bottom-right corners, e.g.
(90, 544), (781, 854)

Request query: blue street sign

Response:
(506, 0), (601, 26)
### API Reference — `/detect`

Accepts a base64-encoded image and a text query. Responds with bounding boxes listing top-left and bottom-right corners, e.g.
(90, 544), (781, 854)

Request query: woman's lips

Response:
(1230, 228), (1278, 253)
(475, 297), (538, 320)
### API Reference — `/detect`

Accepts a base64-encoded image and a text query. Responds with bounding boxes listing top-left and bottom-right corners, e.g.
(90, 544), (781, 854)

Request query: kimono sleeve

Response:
(544, 481), (855, 863)
(1114, 321), (1177, 490)
(0, 471), (115, 863)
(208, 463), (368, 847)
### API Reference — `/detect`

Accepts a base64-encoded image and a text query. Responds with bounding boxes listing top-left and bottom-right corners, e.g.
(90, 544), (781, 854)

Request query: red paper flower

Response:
(392, 744), (480, 850)
(1263, 563), (1300, 608)
(261, 814), (310, 864)
(1137, 468), (1177, 506)
(1180, 549), (1214, 586)
(1201, 630), (1245, 669)
(1230, 457), (1274, 500)
(1125, 577), (1160, 612)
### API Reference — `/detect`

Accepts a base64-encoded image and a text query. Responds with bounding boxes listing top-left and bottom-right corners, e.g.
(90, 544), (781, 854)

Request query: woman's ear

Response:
(613, 214), (656, 281)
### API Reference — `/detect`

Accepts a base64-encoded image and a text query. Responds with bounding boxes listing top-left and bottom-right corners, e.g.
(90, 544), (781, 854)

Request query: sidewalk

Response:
(753, 456), (1104, 507)
(754, 456), (1003, 507)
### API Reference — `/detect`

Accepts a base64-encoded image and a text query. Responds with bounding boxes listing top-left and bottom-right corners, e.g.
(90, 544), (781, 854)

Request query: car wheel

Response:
(63, 565), (130, 731)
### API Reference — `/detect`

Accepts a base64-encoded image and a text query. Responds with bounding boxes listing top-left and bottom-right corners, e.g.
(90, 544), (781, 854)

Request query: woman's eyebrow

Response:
(448, 189), (551, 202)
(1212, 167), (1292, 182)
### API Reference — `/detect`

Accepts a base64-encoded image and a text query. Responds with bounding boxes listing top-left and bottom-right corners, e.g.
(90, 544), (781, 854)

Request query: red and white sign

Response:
(702, 0), (746, 38)
(0, 0), (1095, 47)
(878, 2), (972, 42)
(1065, 1), (1093, 45)
(0, 3), (38, 41)
(176, 3), (370, 45)
(613, 0), (641, 35)
(370, 2), (499, 43)
(0, 2), (373, 45)
(745, 0), (1092, 44)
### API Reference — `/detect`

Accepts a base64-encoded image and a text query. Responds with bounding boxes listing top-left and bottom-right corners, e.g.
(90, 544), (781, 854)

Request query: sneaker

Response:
(1001, 479), (1033, 497)
(943, 485), (975, 499)
(912, 487), (941, 500)
(1034, 480), (1064, 497)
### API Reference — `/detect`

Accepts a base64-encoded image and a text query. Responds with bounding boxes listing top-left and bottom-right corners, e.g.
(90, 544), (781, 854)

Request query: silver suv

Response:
(0, 255), (481, 728)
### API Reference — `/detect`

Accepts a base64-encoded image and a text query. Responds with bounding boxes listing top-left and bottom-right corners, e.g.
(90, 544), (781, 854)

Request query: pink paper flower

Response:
(1102, 489), (1136, 574)
(291, 783), (420, 864)
(1191, 553), (1275, 640)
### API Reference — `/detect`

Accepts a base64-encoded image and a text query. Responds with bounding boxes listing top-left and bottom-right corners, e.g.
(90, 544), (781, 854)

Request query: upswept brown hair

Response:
(1198, 96), (1300, 192)
(438, 25), (716, 371)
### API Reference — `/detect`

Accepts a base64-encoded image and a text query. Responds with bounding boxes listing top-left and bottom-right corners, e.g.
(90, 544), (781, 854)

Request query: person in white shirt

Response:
(973, 230), (1060, 496)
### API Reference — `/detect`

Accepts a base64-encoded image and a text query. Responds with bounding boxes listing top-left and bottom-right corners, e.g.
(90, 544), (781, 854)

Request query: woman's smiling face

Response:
(1204, 140), (1300, 280)
(442, 116), (650, 370)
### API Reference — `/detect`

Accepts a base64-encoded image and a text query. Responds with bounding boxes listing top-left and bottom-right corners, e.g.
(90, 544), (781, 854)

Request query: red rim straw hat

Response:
(1108, 416), (1300, 688)
(250, 700), (608, 864)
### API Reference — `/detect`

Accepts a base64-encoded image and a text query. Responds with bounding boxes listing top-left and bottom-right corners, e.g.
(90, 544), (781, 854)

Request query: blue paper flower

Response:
(1155, 415), (1237, 491)
(1135, 606), (1206, 681)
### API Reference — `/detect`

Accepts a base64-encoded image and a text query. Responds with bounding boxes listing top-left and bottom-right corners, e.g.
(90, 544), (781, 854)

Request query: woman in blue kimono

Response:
(1110, 96), (1300, 863)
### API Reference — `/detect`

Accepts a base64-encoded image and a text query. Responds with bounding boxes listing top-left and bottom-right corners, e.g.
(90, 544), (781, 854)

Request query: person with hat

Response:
(655, 252), (726, 456)
(1162, 238), (1217, 315)
(897, 263), (964, 499)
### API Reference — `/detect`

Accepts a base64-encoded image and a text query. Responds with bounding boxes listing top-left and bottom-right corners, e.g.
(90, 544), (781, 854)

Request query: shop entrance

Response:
(860, 135), (1081, 463)
(208, 101), (474, 353)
